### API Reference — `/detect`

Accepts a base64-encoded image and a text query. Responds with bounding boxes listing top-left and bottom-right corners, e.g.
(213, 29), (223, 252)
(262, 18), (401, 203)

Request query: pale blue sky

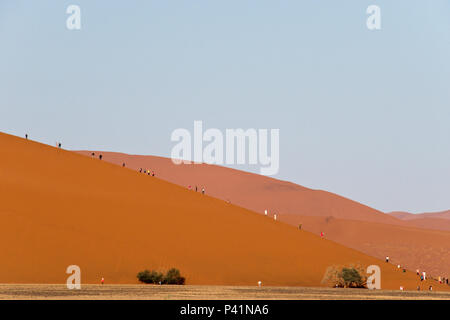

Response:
(1, 1), (449, 213)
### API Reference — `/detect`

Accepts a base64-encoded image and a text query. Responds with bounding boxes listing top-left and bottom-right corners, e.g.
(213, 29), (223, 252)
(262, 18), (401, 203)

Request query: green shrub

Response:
(339, 267), (365, 288)
(137, 270), (164, 284)
(137, 268), (185, 285)
(164, 268), (186, 285)
(322, 264), (367, 288)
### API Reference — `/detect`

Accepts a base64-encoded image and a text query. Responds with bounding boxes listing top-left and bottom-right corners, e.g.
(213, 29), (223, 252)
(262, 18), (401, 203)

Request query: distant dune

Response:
(279, 215), (450, 278)
(389, 211), (450, 221)
(74, 151), (450, 278)
(75, 152), (401, 224)
(4, 132), (446, 290)
(387, 211), (450, 231)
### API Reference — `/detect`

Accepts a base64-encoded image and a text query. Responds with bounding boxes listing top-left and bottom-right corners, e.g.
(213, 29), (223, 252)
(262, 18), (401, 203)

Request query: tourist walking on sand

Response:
(385, 256), (389, 263)
(99, 154), (103, 160)
(422, 271), (426, 281)
(202, 187), (205, 195)
(101, 277), (104, 285)
(320, 231), (324, 239)
(25, 134), (28, 140)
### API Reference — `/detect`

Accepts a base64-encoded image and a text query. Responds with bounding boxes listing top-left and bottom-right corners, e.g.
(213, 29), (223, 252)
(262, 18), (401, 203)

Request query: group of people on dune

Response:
(139, 168), (155, 177)
(187, 185), (206, 195)
(385, 255), (449, 290)
(90, 152), (103, 160)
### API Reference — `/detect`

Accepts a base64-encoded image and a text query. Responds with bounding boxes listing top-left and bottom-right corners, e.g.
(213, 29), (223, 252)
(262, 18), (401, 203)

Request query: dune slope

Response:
(279, 215), (450, 278)
(1, 132), (446, 290)
(389, 211), (450, 221)
(74, 151), (450, 278)
(75, 152), (401, 224)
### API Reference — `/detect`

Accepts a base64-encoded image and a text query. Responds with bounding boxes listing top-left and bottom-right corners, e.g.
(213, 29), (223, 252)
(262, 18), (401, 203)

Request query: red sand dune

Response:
(75, 151), (450, 278)
(389, 210), (450, 221)
(279, 215), (450, 278)
(387, 211), (450, 231)
(75, 152), (402, 225)
(1, 132), (447, 291)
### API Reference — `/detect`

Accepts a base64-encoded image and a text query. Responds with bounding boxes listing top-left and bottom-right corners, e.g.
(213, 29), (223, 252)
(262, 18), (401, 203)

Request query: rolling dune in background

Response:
(75, 151), (450, 278)
(1, 132), (447, 291)
(389, 210), (450, 221)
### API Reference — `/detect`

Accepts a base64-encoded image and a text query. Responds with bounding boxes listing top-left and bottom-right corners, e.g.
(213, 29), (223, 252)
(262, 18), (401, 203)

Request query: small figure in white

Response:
(258, 281), (262, 287)
(264, 209), (268, 216)
(274, 214), (277, 221)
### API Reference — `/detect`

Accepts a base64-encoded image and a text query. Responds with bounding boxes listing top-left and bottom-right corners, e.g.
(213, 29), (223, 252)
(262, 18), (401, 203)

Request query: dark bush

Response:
(340, 267), (365, 288)
(137, 270), (164, 284)
(137, 268), (185, 285)
(164, 268), (186, 285)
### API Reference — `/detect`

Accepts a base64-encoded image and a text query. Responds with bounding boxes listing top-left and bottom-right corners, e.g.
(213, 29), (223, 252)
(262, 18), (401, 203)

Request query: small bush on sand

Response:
(137, 270), (164, 284)
(340, 267), (364, 288)
(137, 268), (185, 285)
(322, 263), (367, 288)
(164, 268), (185, 285)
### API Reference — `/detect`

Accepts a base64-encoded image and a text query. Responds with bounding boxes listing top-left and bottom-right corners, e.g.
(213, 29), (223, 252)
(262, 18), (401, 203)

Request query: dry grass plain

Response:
(0, 284), (449, 300)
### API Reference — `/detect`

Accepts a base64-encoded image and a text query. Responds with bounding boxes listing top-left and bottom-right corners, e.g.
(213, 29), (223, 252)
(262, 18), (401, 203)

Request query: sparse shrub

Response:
(322, 263), (367, 288)
(137, 270), (164, 284)
(137, 268), (185, 285)
(164, 268), (185, 285)
(340, 267), (365, 288)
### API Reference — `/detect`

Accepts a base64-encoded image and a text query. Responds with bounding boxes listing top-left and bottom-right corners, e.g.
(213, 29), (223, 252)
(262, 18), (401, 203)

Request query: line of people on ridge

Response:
(385, 255), (449, 289)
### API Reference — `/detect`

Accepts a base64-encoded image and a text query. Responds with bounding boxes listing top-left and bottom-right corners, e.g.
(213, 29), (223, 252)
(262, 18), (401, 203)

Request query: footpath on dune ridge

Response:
(75, 150), (450, 280)
(0, 132), (448, 291)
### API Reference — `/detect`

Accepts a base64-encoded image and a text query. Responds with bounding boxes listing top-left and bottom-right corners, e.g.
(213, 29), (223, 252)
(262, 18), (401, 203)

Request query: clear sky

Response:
(1, 1), (449, 213)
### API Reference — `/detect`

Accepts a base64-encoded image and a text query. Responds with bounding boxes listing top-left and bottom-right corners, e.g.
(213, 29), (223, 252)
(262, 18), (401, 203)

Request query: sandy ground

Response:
(0, 284), (449, 300)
